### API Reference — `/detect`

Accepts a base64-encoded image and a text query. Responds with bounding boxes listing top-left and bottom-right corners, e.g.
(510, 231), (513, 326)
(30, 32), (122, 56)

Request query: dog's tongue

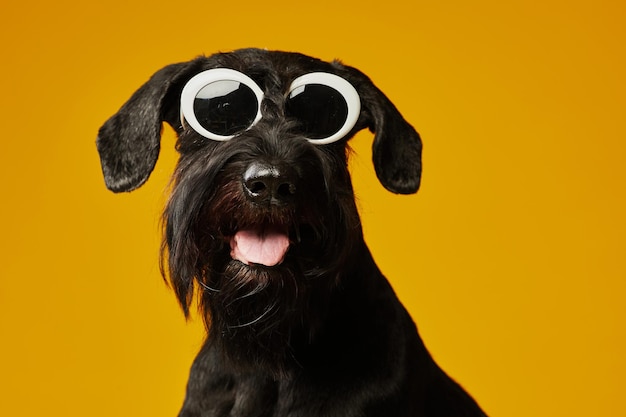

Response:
(230, 229), (290, 267)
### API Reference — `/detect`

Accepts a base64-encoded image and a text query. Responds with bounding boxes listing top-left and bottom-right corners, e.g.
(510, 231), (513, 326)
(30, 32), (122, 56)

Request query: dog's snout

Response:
(243, 162), (297, 205)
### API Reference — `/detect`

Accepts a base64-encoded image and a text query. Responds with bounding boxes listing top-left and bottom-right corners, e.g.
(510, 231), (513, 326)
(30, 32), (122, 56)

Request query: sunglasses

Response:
(180, 68), (361, 145)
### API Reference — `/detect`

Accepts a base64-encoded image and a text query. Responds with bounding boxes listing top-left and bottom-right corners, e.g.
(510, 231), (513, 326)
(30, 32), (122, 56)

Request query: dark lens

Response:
(193, 80), (259, 136)
(286, 84), (349, 140)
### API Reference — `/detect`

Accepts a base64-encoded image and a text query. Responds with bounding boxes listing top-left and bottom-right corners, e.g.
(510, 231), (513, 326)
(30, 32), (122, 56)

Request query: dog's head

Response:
(97, 49), (421, 370)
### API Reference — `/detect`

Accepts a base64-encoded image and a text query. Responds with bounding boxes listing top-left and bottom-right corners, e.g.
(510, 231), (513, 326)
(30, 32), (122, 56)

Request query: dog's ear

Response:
(344, 67), (423, 194)
(96, 61), (202, 193)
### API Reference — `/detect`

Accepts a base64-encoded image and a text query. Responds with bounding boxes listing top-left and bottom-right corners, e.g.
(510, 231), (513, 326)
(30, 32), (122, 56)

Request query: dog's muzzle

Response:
(229, 161), (298, 267)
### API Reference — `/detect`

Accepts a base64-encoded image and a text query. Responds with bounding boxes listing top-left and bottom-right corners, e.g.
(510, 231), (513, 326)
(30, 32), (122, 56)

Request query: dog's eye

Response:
(180, 69), (264, 141)
(286, 73), (361, 145)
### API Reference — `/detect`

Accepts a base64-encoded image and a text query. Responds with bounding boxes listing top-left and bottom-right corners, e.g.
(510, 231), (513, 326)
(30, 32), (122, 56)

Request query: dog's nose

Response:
(243, 162), (297, 205)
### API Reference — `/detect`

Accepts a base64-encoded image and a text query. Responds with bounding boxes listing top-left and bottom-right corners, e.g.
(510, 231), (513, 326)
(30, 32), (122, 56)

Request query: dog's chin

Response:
(206, 253), (302, 374)
(222, 256), (296, 283)
(201, 220), (330, 373)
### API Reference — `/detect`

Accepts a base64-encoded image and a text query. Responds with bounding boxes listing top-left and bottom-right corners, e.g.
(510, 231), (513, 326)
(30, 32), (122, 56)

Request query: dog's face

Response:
(97, 49), (422, 371)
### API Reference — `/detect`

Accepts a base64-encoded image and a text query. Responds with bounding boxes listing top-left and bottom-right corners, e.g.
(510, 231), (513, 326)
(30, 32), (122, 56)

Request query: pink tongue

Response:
(230, 229), (290, 267)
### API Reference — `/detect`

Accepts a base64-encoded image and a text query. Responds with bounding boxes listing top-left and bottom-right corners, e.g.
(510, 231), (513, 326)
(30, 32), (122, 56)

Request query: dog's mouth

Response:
(229, 226), (291, 267)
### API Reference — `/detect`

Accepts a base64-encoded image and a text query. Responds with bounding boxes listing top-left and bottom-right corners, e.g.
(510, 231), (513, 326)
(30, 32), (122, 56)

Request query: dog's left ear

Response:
(344, 67), (423, 194)
(96, 61), (202, 193)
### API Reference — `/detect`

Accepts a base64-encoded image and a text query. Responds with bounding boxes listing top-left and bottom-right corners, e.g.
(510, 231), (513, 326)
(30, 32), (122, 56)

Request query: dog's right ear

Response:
(96, 61), (202, 193)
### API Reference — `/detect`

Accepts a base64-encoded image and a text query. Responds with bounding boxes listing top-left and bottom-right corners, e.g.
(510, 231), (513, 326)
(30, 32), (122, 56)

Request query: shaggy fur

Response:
(97, 48), (487, 417)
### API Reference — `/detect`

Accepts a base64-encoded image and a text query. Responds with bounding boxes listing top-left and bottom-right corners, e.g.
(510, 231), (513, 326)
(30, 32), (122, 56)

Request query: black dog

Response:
(97, 48), (487, 417)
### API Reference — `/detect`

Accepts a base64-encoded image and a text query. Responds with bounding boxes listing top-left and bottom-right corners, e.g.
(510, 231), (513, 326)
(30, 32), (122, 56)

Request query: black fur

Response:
(97, 48), (486, 416)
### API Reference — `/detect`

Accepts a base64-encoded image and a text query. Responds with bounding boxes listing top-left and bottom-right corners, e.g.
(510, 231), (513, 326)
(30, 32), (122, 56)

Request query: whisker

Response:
(197, 280), (220, 292)
(226, 303), (277, 329)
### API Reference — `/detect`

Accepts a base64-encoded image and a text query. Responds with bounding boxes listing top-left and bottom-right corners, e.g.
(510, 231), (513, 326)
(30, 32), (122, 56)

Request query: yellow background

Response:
(1, 0), (624, 416)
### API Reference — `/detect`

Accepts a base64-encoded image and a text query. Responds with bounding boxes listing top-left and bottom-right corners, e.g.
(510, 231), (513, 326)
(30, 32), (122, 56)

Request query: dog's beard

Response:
(193, 201), (348, 374)
(200, 255), (307, 375)
(184, 204), (357, 375)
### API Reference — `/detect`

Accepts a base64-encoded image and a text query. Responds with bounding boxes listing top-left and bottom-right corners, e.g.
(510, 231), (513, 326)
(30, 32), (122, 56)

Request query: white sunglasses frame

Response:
(180, 68), (264, 141)
(180, 69), (361, 144)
